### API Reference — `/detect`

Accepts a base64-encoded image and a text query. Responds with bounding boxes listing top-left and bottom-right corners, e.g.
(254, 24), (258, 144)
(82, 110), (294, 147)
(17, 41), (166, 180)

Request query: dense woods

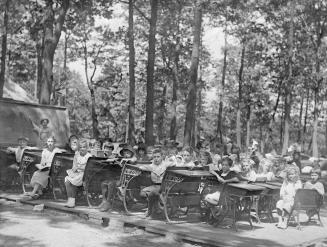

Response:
(0, 0), (327, 157)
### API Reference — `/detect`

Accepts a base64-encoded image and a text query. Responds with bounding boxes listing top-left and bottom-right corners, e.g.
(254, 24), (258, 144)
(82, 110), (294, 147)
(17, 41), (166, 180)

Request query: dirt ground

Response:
(0, 199), (198, 247)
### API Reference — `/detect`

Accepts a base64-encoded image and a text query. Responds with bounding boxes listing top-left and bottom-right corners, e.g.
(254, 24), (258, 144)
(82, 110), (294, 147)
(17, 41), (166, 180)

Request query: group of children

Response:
(4, 135), (326, 229)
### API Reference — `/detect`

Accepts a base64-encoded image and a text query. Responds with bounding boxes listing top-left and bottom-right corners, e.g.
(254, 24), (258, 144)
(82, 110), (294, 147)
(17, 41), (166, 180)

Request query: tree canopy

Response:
(1, 0), (327, 157)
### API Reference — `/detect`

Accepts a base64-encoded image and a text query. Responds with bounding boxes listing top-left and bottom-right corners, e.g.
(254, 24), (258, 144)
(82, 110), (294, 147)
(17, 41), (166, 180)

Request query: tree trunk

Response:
(90, 89), (100, 139)
(157, 84), (167, 143)
(236, 43), (246, 149)
(217, 28), (227, 144)
(312, 45), (322, 157)
(183, 1), (202, 147)
(127, 0), (136, 145)
(297, 93), (304, 143)
(312, 84), (320, 157)
(246, 105), (251, 148)
(281, 0), (294, 155)
(36, 35), (44, 100)
(39, 0), (70, 104)
(145, 0), (158, 145)
(302, 88), (310, 151)
(264, 78), (282, 152)
(0, 0), (9, 98)
(170, 66), (178, 140)
(83, 33), (99, 139)
(169, 6), (182, 141)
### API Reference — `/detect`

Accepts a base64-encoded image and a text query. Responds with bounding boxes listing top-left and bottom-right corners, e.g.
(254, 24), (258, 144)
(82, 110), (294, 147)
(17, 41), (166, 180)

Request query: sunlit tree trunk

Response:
(246, 105), (251, 148)
(127, 0), (136, 145)
(0, 0), (9, 98)
(183, 0), (202, 147)
(282, 0), (294, 155)
(217, 27), (227, 144)
(145, 0), (158, 145)
(302, 88), (310, 151)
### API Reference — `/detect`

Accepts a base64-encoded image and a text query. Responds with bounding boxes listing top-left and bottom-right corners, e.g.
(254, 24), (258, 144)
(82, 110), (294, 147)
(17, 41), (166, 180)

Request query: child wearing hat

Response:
(98, 145), (136, 212)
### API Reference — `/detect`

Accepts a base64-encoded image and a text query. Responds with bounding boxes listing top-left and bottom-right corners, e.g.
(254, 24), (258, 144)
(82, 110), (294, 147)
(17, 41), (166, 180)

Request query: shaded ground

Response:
(0, 199), (195, 247)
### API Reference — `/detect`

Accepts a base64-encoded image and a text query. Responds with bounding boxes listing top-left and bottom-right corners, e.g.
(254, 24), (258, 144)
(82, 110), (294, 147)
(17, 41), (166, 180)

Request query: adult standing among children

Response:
(27, 136), (62, 199)
(32, 118), (53, 148)
(64, 139), (92, 208)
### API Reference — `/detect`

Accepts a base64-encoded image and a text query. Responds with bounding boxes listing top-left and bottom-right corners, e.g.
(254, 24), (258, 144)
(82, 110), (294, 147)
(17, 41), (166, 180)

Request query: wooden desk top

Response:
(228, 182), (266, 191)
(166, 169), (213, 177)
(253, 182), (280, 190)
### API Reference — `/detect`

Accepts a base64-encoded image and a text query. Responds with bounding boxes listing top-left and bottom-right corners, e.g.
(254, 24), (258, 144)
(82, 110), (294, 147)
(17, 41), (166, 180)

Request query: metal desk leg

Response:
(120, 167), (141, 215)
(160, 173), (184, 223)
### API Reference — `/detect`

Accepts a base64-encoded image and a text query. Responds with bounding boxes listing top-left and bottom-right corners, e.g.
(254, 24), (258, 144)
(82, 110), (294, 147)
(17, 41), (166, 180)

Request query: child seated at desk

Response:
(102, 142), (116, 159)
(7, 137), (36, 176)
(303, 168), (325, 219)
(239, 158), (257, 182)
(204, 156), (240, 206)
(139, 148), (173, 218)
(27, 136), (63, 199)
(64, 139), (92, 208)
(136, 144), (150, 162)
(98, 146), (136, 212)
(199, 151), (213, 169)
(276, 166), (302, 229)
(255, 157), (276, 181)
(178, 147), (196, 168)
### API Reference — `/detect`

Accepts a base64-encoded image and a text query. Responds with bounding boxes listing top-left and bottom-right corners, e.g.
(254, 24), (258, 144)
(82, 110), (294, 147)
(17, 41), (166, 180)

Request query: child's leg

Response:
(100, 180), (118, 212)
(98, 181), (108, 208)
(30, 183), (41, 196)
(64, 180), (76, 207)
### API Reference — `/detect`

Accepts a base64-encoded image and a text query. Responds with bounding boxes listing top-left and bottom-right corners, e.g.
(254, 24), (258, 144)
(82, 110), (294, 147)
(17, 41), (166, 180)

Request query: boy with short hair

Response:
(139, 148), (172, 218)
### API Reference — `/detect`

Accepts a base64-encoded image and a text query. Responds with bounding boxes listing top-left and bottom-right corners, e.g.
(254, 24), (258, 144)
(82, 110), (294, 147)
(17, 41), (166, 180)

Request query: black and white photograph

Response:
(0, 0), (327, 246)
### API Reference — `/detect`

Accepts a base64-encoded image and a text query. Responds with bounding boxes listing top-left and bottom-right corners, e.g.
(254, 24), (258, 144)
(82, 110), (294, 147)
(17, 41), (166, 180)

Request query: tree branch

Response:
(90, 45), (104, 83)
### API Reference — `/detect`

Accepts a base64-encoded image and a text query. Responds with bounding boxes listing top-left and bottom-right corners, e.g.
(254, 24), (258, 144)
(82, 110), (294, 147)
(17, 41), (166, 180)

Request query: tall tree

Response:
(183, 0), (202, 147)
(144, 0), (158, 145)
(216, 25), (228, 144)
(0, 0), (10, 98)
(39, 0), (70, 104)
(281, 0), (294, 155)
(127, 0), (136, 145)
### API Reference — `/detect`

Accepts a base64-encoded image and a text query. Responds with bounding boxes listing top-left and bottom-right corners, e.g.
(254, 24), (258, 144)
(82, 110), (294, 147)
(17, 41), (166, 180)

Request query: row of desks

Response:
(18, 149), (282, 229)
